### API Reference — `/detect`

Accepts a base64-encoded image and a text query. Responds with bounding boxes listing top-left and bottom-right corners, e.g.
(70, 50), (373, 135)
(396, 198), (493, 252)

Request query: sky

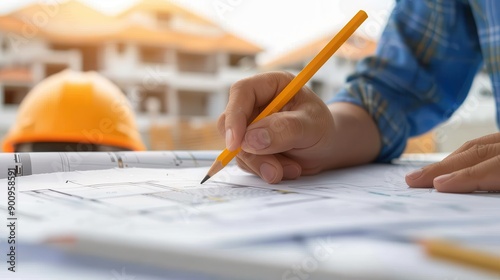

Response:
(0, 0), (394, 62)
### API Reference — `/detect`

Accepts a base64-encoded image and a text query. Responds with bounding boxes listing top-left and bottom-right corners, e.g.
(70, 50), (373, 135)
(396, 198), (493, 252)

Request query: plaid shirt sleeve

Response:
(330, 0), (483, 162)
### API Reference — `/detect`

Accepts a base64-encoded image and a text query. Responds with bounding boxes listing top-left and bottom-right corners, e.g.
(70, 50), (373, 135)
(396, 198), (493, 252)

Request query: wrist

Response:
(323, 102), (381, 169)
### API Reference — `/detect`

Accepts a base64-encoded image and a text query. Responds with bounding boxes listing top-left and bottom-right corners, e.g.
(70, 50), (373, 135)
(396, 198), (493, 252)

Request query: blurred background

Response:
(0, 0), (496, 153)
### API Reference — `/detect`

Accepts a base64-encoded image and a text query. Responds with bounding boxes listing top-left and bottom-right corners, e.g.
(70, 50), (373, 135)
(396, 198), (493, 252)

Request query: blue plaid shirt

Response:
(331, 0), (500, 162)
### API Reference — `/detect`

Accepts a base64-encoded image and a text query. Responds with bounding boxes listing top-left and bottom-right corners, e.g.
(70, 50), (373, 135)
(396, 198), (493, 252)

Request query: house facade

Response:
(0, 0), (261, 149)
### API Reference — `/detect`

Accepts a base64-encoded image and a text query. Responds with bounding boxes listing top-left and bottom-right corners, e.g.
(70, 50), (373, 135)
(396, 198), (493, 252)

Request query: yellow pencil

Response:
(201, 10), (368, 184)
(423, 239), (500, 274)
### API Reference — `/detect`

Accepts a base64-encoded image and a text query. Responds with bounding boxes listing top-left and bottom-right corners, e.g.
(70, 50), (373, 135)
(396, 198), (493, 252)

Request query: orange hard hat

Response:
(2, 70), (146, 152)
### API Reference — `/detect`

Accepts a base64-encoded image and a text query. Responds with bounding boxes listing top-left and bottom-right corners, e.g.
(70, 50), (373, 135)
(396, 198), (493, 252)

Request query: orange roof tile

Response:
(218, 34), (262, 54)
(0, 16), (25, 33)
(0, 68), (33, 83)
(99, 25), (260, 53)
(2, 0), (261, 54)
(118, 0), (216, 27)
(117, 0), (261, 53)
(10, 1), (127, 38)
(264, 33), (376, 70)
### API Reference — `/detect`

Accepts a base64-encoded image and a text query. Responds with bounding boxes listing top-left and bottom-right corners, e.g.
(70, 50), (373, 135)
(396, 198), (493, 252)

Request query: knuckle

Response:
(424, 161), (443, 172)
(266, 71), (295, 89)
(473, 144), (489, 159)
(421, 161), (450, 179)
(460, 140), (475, 151)
(229, 73), (263, 96)
(494, 155), (500, 166)
(268, 115), (287, 133)
(482, 132), (500, 143)
(276, 70), (295, 80)
(464, 166), (477, 179)
(229, 79), (246, 95)
(453, 152), (470, 168)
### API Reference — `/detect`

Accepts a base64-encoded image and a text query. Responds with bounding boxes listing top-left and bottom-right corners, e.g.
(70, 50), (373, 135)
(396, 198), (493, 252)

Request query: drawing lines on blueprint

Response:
(18, 178), (323, 227)
(6, 166), (500, 248)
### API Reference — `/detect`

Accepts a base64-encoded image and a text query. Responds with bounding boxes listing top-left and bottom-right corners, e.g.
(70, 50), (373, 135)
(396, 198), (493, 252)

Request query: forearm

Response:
(322, 102), (381, 170)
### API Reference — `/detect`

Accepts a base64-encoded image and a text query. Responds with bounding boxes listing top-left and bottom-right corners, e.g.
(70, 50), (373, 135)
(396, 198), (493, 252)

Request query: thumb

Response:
(241, 110), (317, 155)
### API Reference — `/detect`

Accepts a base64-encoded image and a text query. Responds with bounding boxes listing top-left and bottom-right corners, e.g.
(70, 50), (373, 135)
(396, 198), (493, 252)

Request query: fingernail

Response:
(406, 169), (423, 180)
(434, 173), (452, 184)
(283, 164), (301, 179)
(244, 128), (271, 150)
(260, 163), (277, 183)
(225, 129), (234, 150)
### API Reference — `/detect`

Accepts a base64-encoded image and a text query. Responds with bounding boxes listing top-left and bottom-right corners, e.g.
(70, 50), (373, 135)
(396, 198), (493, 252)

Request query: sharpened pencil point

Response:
(200, 175), (210, 184)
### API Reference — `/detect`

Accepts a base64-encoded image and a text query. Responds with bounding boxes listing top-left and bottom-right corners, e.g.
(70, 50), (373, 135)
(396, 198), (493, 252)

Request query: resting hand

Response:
(405, 133), (500, 193)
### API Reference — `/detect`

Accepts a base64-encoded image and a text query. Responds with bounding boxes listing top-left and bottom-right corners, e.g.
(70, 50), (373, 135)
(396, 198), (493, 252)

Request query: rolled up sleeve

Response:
(331, 0), (483, 162)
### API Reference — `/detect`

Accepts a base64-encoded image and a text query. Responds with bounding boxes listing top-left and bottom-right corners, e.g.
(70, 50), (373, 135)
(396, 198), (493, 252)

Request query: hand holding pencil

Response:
(204, 11), (381, 184)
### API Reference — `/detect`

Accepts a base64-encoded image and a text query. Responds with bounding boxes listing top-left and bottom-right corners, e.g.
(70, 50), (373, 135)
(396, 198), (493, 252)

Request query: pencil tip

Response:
(200, 175), (210, 184)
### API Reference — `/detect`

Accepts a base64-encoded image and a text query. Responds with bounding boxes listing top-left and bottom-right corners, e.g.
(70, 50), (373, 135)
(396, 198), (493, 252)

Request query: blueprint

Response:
(1, 163), (500, 279)
(3, 164), (500, 244)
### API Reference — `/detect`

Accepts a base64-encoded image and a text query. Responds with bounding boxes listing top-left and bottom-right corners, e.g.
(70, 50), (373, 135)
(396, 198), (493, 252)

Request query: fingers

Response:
(433, 155), (500, 193)
(444, 133), (500, 159)
(224, 72), (295, 151)
(406, 141), (500, 193)
(406, 143), (500, 187)
(236, 152), (301, 184)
